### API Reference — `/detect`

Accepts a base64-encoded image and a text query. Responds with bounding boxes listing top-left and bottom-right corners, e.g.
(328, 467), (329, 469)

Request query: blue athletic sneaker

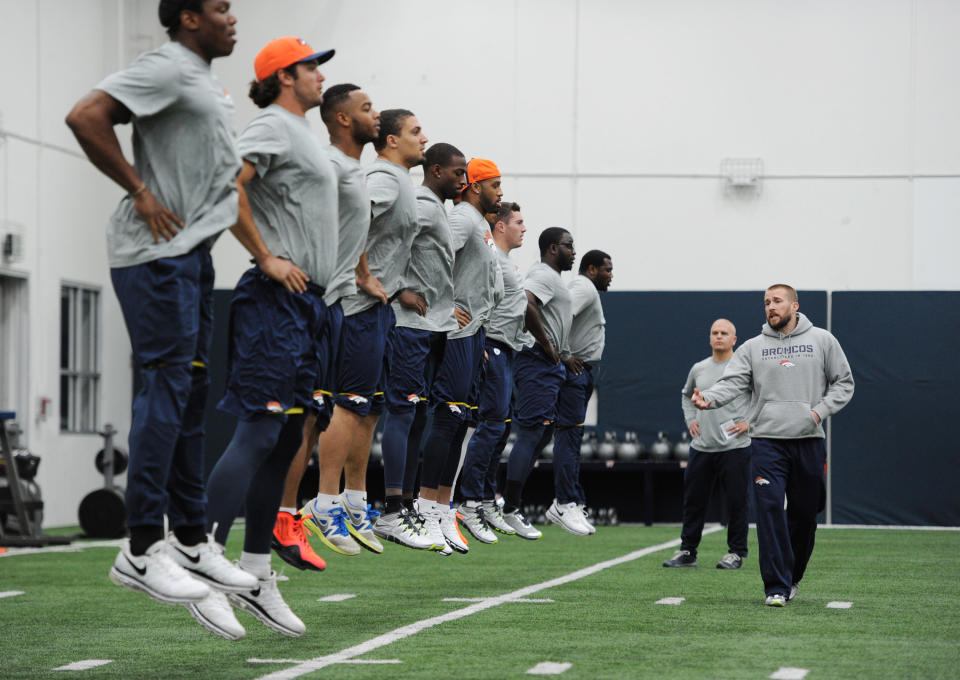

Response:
(300, 503), (360, 556)
(340, 497), (384, 554)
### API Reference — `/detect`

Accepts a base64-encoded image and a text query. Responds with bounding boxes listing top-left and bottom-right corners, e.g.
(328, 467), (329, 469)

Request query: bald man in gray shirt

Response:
(663, 318), (752, 571)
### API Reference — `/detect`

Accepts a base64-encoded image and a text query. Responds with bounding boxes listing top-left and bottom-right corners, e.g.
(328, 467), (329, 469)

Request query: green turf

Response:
(1, 525), (958, 679)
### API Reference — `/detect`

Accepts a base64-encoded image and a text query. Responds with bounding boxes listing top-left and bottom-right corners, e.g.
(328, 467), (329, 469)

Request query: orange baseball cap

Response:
(464, 158), (501, 188)
(254, 37), (334, 82)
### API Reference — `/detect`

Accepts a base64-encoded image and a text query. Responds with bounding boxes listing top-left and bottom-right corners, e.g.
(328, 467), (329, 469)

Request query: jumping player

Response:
(65, 0), (254, 613)
(458, 202), (539, 539)
(303, 109), (428, 552)
(418, 159), (504, 548)
(502, 228), (581, 531)
(271, 83), (384, 568)
(200, 36), (338, 639)
(548, 249), (613, 535)
(379, 143), (469, 554)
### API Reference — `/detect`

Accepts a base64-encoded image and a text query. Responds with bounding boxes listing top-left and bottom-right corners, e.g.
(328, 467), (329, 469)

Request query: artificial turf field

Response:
(1, 524), (958, 679)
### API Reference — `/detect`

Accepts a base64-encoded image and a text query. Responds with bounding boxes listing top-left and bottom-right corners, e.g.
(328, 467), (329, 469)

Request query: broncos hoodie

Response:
(700, 313), (854, 439)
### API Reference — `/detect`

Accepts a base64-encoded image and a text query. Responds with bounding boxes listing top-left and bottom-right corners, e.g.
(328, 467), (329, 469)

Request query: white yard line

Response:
(53, 660), (113, 671)
(316, 594), (356, 602)
(0, 539), (124, 558)
(770, 667), (809, 680)
(0, 590), (24, 599)
(527, 661), (572, 675)
(442, 597), (554, 603)
(252, 527), (722, 680)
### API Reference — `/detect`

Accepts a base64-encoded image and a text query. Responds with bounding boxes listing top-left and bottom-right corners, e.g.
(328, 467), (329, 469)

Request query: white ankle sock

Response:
(342, 489), (366, 509)
(278, 506), (297, 516)
(239, 551), (271, 580)
(313, 493), (340, 512)
(418, 497), (436, 513)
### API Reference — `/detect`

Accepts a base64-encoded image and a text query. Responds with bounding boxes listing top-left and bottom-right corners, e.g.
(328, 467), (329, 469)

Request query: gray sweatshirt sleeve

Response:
(681, 365), (699, 426)
(811, 334), (855, 421)
(701, 346), (753, 409)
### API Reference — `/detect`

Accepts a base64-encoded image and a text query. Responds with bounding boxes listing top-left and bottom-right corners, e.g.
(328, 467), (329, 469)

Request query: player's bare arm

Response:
(66, 90), (183, 243)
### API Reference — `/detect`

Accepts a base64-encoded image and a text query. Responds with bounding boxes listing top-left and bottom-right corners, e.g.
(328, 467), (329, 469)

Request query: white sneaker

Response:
(502, 510), (542, 540)
(167, 534), (258, 593)
(186, 589), (245, 640)
(440, 506), (469, 554)
(228, 571), (305, 637)
(422, 507), (452, 554)
(578, 505), (597, 534)
(788, 583), (799, 601)
(481, 500), (516, 535)
(372, 509), (435, 550)
(545, 500), (591, 536)
(765, 594), (786, 607)
(109, 539), (209, 605)
(457, 503), (498, 544)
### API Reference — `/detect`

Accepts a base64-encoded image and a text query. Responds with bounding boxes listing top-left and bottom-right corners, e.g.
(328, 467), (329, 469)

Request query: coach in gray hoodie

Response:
(692, 284), (854, 607)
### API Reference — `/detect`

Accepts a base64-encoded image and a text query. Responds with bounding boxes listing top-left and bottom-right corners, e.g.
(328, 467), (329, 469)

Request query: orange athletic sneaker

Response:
(271, 511), (326, 571)
(454, 511), (470, 546)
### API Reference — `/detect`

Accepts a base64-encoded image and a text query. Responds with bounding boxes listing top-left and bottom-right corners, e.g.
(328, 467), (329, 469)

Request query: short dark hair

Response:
(539, 227), (569, 256)
(579, 249), (611, 274)
(374, 109), (414, 152)
(248, 65), (298, 108)
(767, 283), (798, 302)
(158, 0), (204, 38)
(496, 202), (521, 225)
(424, 143), (464, 169)
(320, 83), (360, 124)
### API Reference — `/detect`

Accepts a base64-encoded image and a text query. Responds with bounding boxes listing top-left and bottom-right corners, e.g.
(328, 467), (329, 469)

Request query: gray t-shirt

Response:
(324, 144), (370, 306)
(681, 356), (751, 452)
(236, 105), (338, 287)
(393, 185), (457, 332)
(524, 261), (571, 355)
(448, 202), (504, 339)
(96, 41), (240, 267)
(568, 275), (606, 363)
(340, 158), (417, 316)
(485, 246), (533, 351)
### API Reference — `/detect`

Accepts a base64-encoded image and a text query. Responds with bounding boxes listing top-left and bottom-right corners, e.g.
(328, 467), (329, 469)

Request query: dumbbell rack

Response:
(0, 411), (72, 547)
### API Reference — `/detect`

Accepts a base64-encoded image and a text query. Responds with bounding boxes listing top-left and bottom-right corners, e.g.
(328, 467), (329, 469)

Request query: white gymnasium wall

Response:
(1, 0), (958, 526)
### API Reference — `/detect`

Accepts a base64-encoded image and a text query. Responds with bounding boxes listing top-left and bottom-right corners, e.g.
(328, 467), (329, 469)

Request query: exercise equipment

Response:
(650, 431), (672, 461)
(673, 432), (691, 461)
(78, 424), (127, 538)
(0, 412), (72, 547)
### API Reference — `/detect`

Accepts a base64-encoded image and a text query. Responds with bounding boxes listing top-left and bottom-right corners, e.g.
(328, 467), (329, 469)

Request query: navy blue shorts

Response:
(332, 302), (394, 416)
(310, 300), (343, 430)
(514, 344), (566, 428)
(431, 329), (486, 421)
(556, 363), (595, 427)
(476, 339), (516, 423)
(218, 267), (326, 420)
(385, 327), (444, 413)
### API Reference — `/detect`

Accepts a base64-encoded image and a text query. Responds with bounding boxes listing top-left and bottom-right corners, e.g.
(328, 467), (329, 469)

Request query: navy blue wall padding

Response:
(595, 291), (827, 445)
(830, 292), (960, 526)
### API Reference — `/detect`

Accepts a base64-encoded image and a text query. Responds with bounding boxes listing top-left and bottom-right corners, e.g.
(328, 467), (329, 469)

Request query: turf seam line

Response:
(251, 526), (722, 680)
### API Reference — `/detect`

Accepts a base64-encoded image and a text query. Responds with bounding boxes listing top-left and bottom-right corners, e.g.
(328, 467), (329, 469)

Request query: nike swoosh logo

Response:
(125, 554), (148, 577)
(174, 546), (201, 564)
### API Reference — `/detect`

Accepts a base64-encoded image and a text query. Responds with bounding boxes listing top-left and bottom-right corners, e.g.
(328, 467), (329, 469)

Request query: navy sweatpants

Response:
(553, 363), (594, 505)
(680, 445), (751, 557)
(111, 245), (214, 531)
(751, 437), (827, 597)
